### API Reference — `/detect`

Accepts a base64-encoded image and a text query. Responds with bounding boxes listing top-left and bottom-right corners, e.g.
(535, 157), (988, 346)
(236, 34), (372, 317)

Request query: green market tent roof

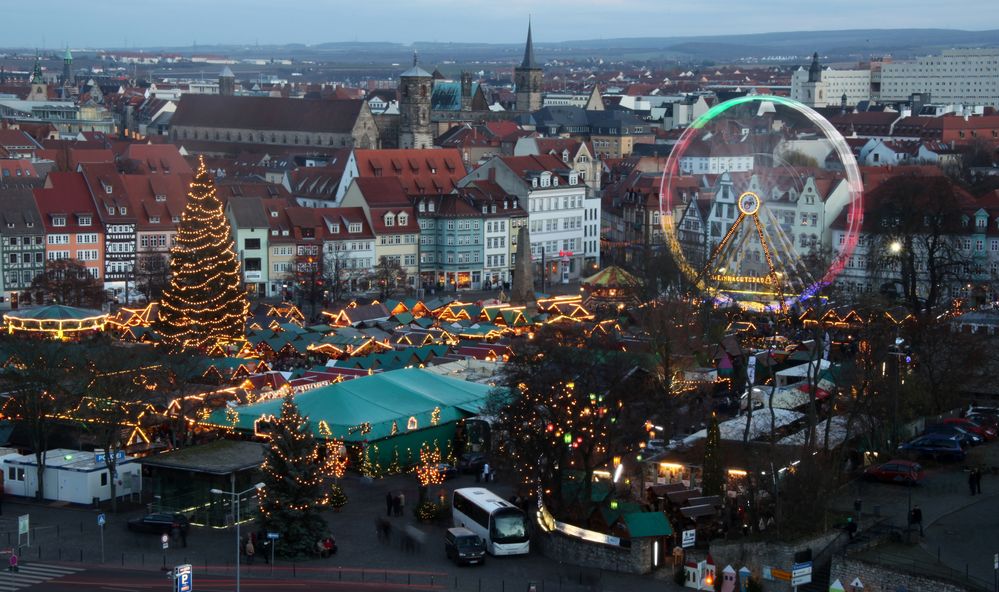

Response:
(5, 304), (105, 321)
(623, 511), (673, 538)
(204, 367), (498, 442)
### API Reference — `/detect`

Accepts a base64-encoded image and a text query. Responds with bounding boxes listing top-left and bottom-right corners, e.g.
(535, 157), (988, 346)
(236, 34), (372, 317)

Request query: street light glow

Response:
(889, 241), (902, 254)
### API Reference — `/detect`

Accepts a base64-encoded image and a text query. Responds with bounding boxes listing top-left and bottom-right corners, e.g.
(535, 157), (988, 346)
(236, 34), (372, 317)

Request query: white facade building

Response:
(791, 66), (872, 108)
(875, 49), (999, 107)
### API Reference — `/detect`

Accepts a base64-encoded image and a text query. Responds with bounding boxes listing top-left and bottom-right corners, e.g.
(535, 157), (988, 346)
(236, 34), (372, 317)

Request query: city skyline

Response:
(2, 0), (998, 49)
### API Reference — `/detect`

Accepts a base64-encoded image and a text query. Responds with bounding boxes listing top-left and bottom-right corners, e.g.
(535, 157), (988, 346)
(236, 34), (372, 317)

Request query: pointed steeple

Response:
(31, 52), (43, 84)
(520, 19), (538, 69)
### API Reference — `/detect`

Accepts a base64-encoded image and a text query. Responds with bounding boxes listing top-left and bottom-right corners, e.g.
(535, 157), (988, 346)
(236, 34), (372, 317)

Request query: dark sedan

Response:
(899, 434), (966, 462)
(457, 452), (488, 475)
(127, 513), (189, 535)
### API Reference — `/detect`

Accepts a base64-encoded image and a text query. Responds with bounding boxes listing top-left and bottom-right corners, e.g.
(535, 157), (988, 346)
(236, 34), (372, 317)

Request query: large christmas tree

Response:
(700, 412), (724, 497)
(157, 157), (248, 348)
(257, 395), (330, 558)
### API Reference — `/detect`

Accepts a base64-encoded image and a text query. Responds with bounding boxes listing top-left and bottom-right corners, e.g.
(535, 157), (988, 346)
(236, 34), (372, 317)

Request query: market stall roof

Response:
(623, 511), (674, 538)
(582, 265), (641, 288)
(138, 440), (266, 475)
(777, 415), (874, 448)
(4, 304), (105, 321)
(203, 367), (499, 441)
(685, 409), (805, 442)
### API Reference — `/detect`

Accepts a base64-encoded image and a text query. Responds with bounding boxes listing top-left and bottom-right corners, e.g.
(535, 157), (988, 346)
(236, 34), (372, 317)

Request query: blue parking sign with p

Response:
(175, 564), (193, 592)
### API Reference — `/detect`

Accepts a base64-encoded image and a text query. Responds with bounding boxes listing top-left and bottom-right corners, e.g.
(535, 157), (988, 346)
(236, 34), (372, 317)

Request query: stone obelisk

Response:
(510, 224), (534, 305)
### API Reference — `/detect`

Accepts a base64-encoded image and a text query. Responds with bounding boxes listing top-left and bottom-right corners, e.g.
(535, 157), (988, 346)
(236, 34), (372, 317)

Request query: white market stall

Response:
(2, 449), (141, 504)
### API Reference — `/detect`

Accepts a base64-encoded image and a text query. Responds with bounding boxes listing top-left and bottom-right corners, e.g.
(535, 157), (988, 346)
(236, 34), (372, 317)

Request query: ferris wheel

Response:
(658, 95), (864, 312)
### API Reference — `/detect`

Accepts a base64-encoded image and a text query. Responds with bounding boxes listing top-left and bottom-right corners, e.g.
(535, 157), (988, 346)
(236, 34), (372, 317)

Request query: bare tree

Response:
(28, 259), (104, 308)
(0, 340), (85, 500)
(865, 174), (972, 318)
(373, 256), (408, 300)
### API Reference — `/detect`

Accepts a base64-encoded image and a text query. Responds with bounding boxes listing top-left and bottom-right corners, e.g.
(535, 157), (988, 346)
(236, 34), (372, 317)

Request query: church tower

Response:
(61, 47), (73, 86)
(398, 53), (433, 150)
(514, 21), (542, 113)
(219, 66), (236, 97)
(799, 52), (826, 107)
(27, 57), (48, 102)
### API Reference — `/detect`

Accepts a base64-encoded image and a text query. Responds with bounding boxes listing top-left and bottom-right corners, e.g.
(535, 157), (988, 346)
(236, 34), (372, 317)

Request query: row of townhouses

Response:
(0, 143), (600, 305)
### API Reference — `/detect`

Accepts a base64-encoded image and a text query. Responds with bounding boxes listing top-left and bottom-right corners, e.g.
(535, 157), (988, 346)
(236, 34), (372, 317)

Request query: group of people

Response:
(385, 491), (407, 517)
(968, 467), (985, 495)
(241, 531), (271, 564)
(315, 536), (337, 558)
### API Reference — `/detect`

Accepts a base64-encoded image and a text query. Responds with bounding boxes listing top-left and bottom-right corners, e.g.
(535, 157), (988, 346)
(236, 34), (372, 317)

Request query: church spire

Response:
(520, 19), (538, 69)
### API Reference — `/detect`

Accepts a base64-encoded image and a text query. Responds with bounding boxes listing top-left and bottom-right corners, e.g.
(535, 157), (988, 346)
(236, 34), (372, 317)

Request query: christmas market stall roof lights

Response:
(202, 367), (499, 460)
(4, 304), (108, 339)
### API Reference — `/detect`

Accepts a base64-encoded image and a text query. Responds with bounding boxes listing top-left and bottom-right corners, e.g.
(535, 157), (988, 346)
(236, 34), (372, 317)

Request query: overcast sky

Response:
(5, 0), (997, 48)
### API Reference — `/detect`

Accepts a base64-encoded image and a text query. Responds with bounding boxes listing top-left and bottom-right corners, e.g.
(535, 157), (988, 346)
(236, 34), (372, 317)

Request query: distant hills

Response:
(13, 28), (997, 66)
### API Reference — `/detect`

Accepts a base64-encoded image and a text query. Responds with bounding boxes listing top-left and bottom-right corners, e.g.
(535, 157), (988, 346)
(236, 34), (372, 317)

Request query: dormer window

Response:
(108, 207), (115, 215)
(569, 172), (578, 185)
(103, 182), (112, 194)
(384, 212), (395, 227)
(348, 222), (361, 233)
(418, 201), (426, 212)
(482, 205), (488, 214)
(120, 206), (127, 215)
(532, 178), (538, 188)
(271, 211), (278, 217)
(53, 216), (66, 227)
(150, 216), (160, 224)
(428, 201), (435, 212)
(155, 194), (166, 202)
(172, 216), (180, 223)
(552, 177), (559, 187)
(398, 213), (408, 226)
(78, 215), (91, 226)
(330, 223), (340, 233)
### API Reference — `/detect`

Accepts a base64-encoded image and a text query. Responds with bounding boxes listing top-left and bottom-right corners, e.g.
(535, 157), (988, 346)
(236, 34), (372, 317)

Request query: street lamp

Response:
(210, 482), (265, 592)
(889, 240), (902, 254)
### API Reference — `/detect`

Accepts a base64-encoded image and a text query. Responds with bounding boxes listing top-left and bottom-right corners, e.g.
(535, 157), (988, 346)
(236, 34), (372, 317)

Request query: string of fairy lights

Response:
(157, 156), (250, 350)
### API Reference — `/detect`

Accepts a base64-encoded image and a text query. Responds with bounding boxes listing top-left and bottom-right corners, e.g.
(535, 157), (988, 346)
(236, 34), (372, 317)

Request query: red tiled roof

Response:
(34, 172), (101, 232)
(123, 144), (193, 175)
(78, 163), (136, 223)
(0, 160), (38, 181)
(122, 173), (191, 231)
(352, 149), (466, 196)
(499, 154), (572, 178)
(352, 176), (410, 207)
(313, 207), (375, 240)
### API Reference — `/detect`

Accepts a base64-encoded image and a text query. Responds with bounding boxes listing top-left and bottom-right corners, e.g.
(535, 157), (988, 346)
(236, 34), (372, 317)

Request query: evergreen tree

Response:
(157, 157), (248, 349)
(257, 395), (329, 558)
(701, 413), (724, 497)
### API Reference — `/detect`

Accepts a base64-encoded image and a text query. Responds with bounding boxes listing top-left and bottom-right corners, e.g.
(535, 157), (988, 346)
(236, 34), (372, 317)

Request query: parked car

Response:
(966, 405), (999, 419)
(924, 424), (982, 446)
(899, 434), (966, 462)
(444, 527), (486, 566)
(127, 513), (189, 535)
(966, 413), (999, 430)
(436, 462), (459, 480)
(457, 452), (488, 475)
(942, 417), (998, 440)
(863, 460), (925, 485)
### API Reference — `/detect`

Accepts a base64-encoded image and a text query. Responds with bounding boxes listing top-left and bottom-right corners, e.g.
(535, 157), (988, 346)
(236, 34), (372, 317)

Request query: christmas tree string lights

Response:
(157, 156), (249, 349)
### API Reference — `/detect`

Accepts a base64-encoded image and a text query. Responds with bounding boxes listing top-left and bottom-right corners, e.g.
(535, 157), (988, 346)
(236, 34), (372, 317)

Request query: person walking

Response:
(482, 462), (491, 483)
(909, 505), (923, 536)
(397, 491), (406, 517)
(245, 538), (255, 564)
(386, 491), (394, 516)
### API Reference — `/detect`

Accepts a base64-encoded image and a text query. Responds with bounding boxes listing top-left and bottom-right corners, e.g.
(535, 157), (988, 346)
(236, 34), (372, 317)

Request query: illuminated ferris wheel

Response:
(659, 95), (864, 311)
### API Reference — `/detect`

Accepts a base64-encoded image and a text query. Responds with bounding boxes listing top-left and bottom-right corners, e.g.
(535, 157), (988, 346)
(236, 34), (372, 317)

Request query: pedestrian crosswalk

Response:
(0, 562), (84, 590)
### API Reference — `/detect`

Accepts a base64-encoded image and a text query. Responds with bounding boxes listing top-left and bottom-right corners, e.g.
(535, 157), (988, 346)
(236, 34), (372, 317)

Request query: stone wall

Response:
(830, 556), (969, 592)
(535, 529), (657, 574)
(708, 530), (841, 592)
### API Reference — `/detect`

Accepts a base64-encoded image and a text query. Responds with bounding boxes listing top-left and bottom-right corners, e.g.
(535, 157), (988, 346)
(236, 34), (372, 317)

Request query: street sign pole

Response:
(97, 513), (106, 564)
(267, 532), (279, 576)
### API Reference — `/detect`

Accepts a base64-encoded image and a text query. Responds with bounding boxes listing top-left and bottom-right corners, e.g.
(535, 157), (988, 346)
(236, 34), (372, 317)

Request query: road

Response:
(12, 564), (448, 591)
